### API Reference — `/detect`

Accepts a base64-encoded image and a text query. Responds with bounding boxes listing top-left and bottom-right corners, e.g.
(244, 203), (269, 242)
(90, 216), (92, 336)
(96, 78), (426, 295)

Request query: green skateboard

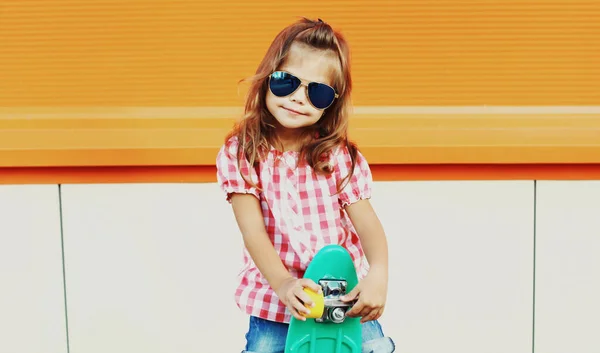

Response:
(284, 244), (362, 353)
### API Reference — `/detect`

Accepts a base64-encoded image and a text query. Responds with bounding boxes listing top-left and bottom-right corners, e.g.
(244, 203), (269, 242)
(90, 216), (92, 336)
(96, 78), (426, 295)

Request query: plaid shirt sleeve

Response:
(334, 145), (374, 208)
(216, 137), (260, 203)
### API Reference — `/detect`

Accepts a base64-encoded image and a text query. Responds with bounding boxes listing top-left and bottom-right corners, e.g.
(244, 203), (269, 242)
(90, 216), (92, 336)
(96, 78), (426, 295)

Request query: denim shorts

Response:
(242, 315), (395, 353)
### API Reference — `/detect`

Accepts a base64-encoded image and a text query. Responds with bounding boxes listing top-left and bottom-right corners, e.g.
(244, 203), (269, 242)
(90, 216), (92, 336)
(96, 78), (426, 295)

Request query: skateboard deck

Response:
(284, 244), (362, 353)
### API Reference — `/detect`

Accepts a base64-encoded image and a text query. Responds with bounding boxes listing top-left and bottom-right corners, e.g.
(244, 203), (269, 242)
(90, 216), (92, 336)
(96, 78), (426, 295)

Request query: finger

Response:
(374, 307), (384, 321)
(299, 278), (322, 294)
(354, 302), (375, 320)
(341, 285), (361, 302)
(283, 295), (305, 321)
(288, 303), (307, 321)
(375, 306), (385, 320)
(290, 307), (307, 321)
(373, 307), (385, 322)
(360, 307), (381, 323)
(294, 288), (315, 308)
(289, 295), (312, 317)
(345, 299), (363, 317)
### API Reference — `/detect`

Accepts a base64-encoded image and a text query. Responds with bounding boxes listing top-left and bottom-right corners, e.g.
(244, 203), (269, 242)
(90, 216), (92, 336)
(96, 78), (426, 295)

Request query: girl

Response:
(216, 17), (395, 353)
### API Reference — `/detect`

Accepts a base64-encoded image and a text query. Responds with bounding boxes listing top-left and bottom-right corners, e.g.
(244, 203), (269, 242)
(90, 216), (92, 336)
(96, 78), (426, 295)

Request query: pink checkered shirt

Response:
(216, 136), (371, 323)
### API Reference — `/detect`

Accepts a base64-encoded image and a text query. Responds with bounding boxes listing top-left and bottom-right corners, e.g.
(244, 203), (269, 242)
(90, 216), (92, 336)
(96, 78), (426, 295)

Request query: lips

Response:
(282, 106), (305, 115)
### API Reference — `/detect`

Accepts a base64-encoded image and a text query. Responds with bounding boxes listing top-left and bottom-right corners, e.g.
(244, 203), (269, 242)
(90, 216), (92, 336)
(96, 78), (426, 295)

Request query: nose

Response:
(289, 83), (308, 105)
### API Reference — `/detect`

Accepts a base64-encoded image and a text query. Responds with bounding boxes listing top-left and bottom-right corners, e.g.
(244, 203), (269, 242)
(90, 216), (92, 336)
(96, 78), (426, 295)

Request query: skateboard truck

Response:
(301, 279), (356, 323)
(315, 279), (355, 324)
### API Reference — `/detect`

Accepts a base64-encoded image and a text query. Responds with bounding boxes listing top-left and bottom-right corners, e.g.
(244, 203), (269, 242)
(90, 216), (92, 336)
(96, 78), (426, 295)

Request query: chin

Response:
(274, 114), (315, 130)
(276, 119), (312, 130)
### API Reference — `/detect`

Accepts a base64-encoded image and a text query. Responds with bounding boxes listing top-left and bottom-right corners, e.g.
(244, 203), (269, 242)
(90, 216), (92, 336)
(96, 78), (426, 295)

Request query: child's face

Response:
(266, 43), (336, 138)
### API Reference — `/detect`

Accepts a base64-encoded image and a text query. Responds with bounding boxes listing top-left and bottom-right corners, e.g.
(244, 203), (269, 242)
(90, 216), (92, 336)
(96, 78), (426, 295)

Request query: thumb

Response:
(341, 284), (360, 302)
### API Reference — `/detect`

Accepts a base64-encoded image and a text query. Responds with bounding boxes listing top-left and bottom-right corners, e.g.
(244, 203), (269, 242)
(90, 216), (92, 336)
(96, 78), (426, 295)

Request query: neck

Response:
(273, 126), (305, 152)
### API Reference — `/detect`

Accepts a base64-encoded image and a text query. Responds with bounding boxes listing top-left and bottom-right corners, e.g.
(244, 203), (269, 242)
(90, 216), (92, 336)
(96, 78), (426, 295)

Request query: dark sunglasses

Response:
(268, 71), (339, 110)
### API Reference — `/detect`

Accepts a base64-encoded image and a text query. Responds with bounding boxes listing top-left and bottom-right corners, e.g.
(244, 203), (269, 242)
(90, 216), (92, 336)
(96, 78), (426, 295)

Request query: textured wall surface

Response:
(1, 1), (599, 106)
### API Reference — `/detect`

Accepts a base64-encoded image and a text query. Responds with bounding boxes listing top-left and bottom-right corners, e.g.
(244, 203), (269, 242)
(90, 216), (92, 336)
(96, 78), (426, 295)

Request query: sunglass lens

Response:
(307, 83), (336, 109)
(269, 72), (300, 97)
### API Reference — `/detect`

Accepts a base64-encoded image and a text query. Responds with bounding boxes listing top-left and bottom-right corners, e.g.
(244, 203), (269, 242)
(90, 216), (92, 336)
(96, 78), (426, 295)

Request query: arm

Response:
(216, 139), (319, 320)
(230, 193), (292, 292)
(230, 193), (321, 319)
(345, 199), (389, 278)
(333, 146), (388, 280)
(215, 140), (292, 291)
(342, 198), (390, 322)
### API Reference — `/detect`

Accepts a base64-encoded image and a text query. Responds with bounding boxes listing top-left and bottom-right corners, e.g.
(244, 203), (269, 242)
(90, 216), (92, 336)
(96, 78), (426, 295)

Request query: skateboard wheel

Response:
(301, 288), (324, 319)
(330, 307), (346, 323)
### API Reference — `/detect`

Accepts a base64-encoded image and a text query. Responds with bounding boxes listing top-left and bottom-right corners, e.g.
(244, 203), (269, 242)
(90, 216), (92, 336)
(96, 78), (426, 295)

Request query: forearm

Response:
(357, 220), (389, 274)
(243, 230), (293, 292)
(231, 194), (293, 292)
(346, 200), (389, 274)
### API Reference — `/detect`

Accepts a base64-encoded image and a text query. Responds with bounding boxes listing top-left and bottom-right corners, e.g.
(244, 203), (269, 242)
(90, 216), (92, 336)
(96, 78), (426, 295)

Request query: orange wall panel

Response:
(1, 0), (599, 106)
(1, 1), (599, 183)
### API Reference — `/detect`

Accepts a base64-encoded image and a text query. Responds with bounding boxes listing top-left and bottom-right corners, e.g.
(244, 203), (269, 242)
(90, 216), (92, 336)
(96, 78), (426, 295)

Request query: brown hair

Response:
(225, 17), (358, 192)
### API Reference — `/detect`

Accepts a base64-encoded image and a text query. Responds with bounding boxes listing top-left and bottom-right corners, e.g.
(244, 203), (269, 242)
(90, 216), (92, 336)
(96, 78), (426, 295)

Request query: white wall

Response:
(60, 183), (248, 353)
(371, 181), (534, 353)
(535, 181), (600, 353)
(1, 180), (598, 353)
(0, 185), (67, 353)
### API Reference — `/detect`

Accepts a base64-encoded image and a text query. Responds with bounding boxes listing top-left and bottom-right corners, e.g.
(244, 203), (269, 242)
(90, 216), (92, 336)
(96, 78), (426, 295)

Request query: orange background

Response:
(1, 1), (599, 183)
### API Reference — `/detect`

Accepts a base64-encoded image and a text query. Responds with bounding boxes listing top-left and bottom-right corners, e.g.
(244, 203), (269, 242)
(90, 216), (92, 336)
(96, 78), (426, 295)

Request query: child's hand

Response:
(341, 270), (388, 323)
(275, 277), (323, 321)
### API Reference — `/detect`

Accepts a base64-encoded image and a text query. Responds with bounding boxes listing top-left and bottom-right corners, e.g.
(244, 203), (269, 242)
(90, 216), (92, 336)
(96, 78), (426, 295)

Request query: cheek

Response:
(265, 92), (279, 114)
(308, 108), (325, 122)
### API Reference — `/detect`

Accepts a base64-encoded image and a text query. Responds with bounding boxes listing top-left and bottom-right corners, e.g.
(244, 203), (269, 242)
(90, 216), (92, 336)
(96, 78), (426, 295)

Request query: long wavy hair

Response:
(226, 17), (358, 192)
